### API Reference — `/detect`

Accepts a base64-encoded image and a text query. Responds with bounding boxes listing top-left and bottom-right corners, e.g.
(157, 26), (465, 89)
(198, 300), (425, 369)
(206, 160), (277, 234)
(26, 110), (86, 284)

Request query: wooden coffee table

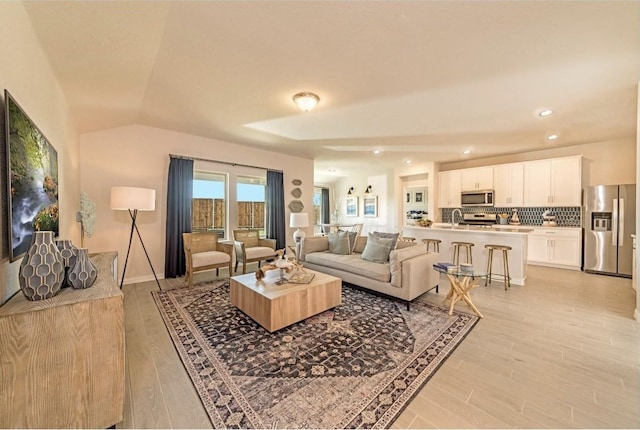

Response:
(230, 269), (342, 332)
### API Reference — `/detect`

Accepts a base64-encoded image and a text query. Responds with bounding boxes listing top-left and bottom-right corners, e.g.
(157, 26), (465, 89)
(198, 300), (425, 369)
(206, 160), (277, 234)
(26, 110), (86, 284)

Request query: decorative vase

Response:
(56, 239), (78, 288)
(18, 231), (64, 301)
(68, 248), (98, 289)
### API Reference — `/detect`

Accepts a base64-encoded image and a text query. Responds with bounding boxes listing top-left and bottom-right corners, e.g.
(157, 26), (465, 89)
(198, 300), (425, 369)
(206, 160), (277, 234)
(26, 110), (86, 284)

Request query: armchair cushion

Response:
(245, 246), (276, 260)
(192, 250), (231, 268)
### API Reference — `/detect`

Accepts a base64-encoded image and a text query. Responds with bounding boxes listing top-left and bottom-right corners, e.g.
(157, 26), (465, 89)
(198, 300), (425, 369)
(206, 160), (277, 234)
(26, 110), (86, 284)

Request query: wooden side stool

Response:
(485, 244), (512, 290)
(451, 241), (474, 265)
(422, 238), (441, 252)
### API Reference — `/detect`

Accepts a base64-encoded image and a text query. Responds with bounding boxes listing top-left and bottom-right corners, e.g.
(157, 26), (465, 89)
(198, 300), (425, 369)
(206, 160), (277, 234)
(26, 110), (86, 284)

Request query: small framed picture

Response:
(414, 191), (424, 203)
(346, 196), (358, 217)
(363, 196), (378, 217)
(406, 192), (411, 203)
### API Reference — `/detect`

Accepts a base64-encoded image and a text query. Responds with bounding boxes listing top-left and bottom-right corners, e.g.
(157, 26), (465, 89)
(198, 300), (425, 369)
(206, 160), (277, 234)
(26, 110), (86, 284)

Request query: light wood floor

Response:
(118, 264), (639, 429)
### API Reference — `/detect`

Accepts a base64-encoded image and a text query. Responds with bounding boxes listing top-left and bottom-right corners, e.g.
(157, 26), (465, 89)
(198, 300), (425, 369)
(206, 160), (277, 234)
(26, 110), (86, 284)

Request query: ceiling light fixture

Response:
(373, 150), (380, 154)
(538, 109), (554, 117)
(405, 160), (412, 164)
(546, 134), (559, 141)
(293, 92), (320, 112)
(463, 150), (472, 155)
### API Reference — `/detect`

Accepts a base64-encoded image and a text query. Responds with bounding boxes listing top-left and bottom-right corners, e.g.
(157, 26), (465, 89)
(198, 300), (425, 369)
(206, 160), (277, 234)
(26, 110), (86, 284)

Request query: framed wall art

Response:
(5, 90), (59, 261)
(413, 189), (426, 204)
(346, 196), (358, 217)
(363, 195), (378, 217)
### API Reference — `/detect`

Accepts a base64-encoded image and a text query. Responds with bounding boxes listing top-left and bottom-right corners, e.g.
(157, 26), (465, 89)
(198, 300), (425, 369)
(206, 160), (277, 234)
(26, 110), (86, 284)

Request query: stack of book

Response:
(433, 262), (458, 272)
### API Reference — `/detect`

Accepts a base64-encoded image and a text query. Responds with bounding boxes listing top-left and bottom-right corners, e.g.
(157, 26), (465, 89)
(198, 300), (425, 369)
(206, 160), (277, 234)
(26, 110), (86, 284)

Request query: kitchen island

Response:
(403, 224), (533, 286)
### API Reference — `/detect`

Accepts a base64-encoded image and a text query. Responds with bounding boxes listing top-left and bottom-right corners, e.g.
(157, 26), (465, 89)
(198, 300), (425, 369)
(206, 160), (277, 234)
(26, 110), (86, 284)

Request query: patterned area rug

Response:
(152, 280), (478, 429)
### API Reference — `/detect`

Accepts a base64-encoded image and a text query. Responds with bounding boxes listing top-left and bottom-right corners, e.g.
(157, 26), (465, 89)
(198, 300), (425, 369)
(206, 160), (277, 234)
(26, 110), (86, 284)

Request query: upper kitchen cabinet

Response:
(461, 167), (494, 191)
(493, 163), (524, 207)
(524, 156), (582, 206)
(439, 170), (461, 208)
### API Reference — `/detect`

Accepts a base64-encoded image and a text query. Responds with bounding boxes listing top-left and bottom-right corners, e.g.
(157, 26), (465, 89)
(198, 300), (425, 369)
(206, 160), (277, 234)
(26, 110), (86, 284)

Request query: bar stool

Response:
(451, 241), (474, 265)
(485, 244), (512, 290)
(422, 238), (441, 252)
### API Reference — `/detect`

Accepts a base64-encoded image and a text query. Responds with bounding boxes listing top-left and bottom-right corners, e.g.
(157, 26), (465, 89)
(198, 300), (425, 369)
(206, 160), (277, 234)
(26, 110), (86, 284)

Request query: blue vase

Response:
(19, 231), (64, 301)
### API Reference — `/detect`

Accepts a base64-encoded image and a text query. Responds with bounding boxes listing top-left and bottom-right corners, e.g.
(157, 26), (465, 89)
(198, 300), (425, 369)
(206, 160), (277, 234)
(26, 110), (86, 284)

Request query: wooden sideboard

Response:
(0, 252), (124, 428)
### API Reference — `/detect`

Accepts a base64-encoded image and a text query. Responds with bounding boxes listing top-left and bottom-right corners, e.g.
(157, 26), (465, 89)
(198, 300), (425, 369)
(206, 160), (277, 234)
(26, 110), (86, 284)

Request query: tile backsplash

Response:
(441, 207), (581, 227)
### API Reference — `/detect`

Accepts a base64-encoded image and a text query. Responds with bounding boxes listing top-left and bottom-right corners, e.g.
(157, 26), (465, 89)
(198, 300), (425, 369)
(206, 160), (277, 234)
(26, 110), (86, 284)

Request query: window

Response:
(192, 171), (227, 237)
(236, 175), (266, 236)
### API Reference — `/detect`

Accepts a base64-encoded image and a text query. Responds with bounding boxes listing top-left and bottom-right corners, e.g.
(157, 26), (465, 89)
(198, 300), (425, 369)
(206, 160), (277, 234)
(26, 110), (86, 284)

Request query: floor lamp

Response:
(111, 186), (161, 289)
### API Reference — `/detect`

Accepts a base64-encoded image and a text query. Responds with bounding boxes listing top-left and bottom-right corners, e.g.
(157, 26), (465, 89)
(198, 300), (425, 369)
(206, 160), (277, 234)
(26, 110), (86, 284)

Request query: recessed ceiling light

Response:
(546, 134), (558, 141)
(538, 109), (553, 117)
(373, 150), (380, 154)
(405, 160), (412, 164)
(328, 169), (336, 172)
(463, 150), (472, 155)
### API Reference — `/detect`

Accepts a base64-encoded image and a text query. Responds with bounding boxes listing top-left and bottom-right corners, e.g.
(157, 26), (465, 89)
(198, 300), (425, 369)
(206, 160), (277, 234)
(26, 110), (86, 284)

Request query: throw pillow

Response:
(328, 231), (351, 255)
(361, 232), (394, 263)
(338, 229), (359, 254)
(372, 231), (400, 250)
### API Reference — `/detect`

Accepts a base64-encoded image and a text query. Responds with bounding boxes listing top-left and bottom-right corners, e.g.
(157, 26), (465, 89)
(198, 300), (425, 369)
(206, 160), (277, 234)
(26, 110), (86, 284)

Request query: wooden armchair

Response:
(182, 232), (233, 288)
(232, 229), (277, 274)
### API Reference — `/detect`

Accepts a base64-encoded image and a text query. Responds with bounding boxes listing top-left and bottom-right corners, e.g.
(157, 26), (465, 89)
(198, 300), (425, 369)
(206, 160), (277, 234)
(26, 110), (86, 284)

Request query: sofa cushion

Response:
(389, 243), (428, 287)
(305, 251), (391, 283)
(361, 233), (394, 263)
(328, 231), (351, 255)
(372, 231), (400, 250)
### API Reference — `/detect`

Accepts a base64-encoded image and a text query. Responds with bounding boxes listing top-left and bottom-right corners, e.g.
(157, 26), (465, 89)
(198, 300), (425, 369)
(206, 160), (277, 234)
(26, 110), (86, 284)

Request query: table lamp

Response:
(110, 186), (160, 289)
(290, 212), (309, 243)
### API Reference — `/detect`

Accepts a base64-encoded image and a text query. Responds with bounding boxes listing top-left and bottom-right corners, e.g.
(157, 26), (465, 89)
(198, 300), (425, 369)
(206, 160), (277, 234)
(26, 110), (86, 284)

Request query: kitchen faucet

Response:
(451, 208), (463, 226)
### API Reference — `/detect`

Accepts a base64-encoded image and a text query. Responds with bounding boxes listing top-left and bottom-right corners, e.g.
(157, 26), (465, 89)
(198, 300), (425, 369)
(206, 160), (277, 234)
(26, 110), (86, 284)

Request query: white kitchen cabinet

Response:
(439, 170), (461, 208)
(493, 163), (524, 207)
(461, 166), (494, 191)
(527, 227), (582, 270)
(524, 156), (582, 206)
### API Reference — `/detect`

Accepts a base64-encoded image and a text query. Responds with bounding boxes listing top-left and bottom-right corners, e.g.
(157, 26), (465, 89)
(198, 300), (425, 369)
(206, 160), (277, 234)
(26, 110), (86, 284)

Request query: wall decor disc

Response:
(292, 179), (302, 186)
(291, 188), (302, 198)
(288, 200), (304, 213)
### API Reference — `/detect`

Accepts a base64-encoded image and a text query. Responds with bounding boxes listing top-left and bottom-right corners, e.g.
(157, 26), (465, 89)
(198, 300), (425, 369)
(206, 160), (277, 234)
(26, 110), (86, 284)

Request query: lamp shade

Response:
(110, 186), (156, 211)
(290, 213), (309, 228)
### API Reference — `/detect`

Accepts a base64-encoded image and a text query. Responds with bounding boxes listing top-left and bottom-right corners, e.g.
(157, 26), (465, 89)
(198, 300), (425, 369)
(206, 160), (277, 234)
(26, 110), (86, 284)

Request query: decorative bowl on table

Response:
(416, 219), (433, 227)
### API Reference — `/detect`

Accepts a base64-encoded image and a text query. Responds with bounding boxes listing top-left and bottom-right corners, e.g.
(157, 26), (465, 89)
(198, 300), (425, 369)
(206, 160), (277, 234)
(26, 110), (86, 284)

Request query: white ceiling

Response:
(21, 1), (640, 183)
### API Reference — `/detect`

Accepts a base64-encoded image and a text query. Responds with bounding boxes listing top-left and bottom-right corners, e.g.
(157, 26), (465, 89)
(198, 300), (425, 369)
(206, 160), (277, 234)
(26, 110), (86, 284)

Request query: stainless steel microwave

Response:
(461, 190), (494, 207)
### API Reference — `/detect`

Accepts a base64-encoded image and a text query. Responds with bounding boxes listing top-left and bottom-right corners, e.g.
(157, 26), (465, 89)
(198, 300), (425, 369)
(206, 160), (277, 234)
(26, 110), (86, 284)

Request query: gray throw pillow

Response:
(361, 232), (393, 263)
(373, 231), (400, 250)
(338, 229), (359, 254)
(328, 231), (351, 255)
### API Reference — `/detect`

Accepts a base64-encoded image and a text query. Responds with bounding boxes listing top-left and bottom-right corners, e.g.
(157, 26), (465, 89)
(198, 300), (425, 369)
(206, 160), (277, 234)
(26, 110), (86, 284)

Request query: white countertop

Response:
(405, 224), (533, 235)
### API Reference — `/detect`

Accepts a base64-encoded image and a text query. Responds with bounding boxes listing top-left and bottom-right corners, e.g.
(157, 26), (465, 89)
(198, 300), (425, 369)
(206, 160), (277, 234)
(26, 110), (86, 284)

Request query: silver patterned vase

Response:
(68, 248), (98, 289)
(56, 239), (78, 288)
(19, 231), (64, 301)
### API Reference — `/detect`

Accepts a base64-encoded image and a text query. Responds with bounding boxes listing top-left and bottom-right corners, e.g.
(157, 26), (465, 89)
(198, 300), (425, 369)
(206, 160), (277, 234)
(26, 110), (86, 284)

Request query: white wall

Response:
(0, 3), (80, 304)
(79, 125), (314, 284)
(330, 171), (397, 234)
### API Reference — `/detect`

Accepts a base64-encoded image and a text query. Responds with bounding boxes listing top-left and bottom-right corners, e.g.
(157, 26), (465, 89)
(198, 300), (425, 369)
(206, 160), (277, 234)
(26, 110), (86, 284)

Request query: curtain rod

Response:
(170, 154), (283, 174)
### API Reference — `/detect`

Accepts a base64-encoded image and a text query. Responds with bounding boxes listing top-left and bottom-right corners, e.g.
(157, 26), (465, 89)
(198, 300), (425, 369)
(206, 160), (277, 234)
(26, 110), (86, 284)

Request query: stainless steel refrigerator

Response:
(583, 184), (636, 277)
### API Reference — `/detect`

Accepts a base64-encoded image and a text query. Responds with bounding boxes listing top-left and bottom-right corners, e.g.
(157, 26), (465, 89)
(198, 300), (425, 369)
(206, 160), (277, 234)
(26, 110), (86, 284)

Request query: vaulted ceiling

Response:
(22, 1), (640, 182)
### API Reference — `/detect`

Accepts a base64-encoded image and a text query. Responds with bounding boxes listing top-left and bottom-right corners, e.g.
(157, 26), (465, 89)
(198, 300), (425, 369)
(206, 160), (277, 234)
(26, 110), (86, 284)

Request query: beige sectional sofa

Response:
(297, 235), (440, 309)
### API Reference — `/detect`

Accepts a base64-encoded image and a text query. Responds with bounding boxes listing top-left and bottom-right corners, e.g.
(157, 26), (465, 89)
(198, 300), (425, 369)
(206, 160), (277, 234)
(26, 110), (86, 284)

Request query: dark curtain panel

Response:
(164, 156), (194, 278)
(266, 170), (286, 250)
(321, 188), (330, 224)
